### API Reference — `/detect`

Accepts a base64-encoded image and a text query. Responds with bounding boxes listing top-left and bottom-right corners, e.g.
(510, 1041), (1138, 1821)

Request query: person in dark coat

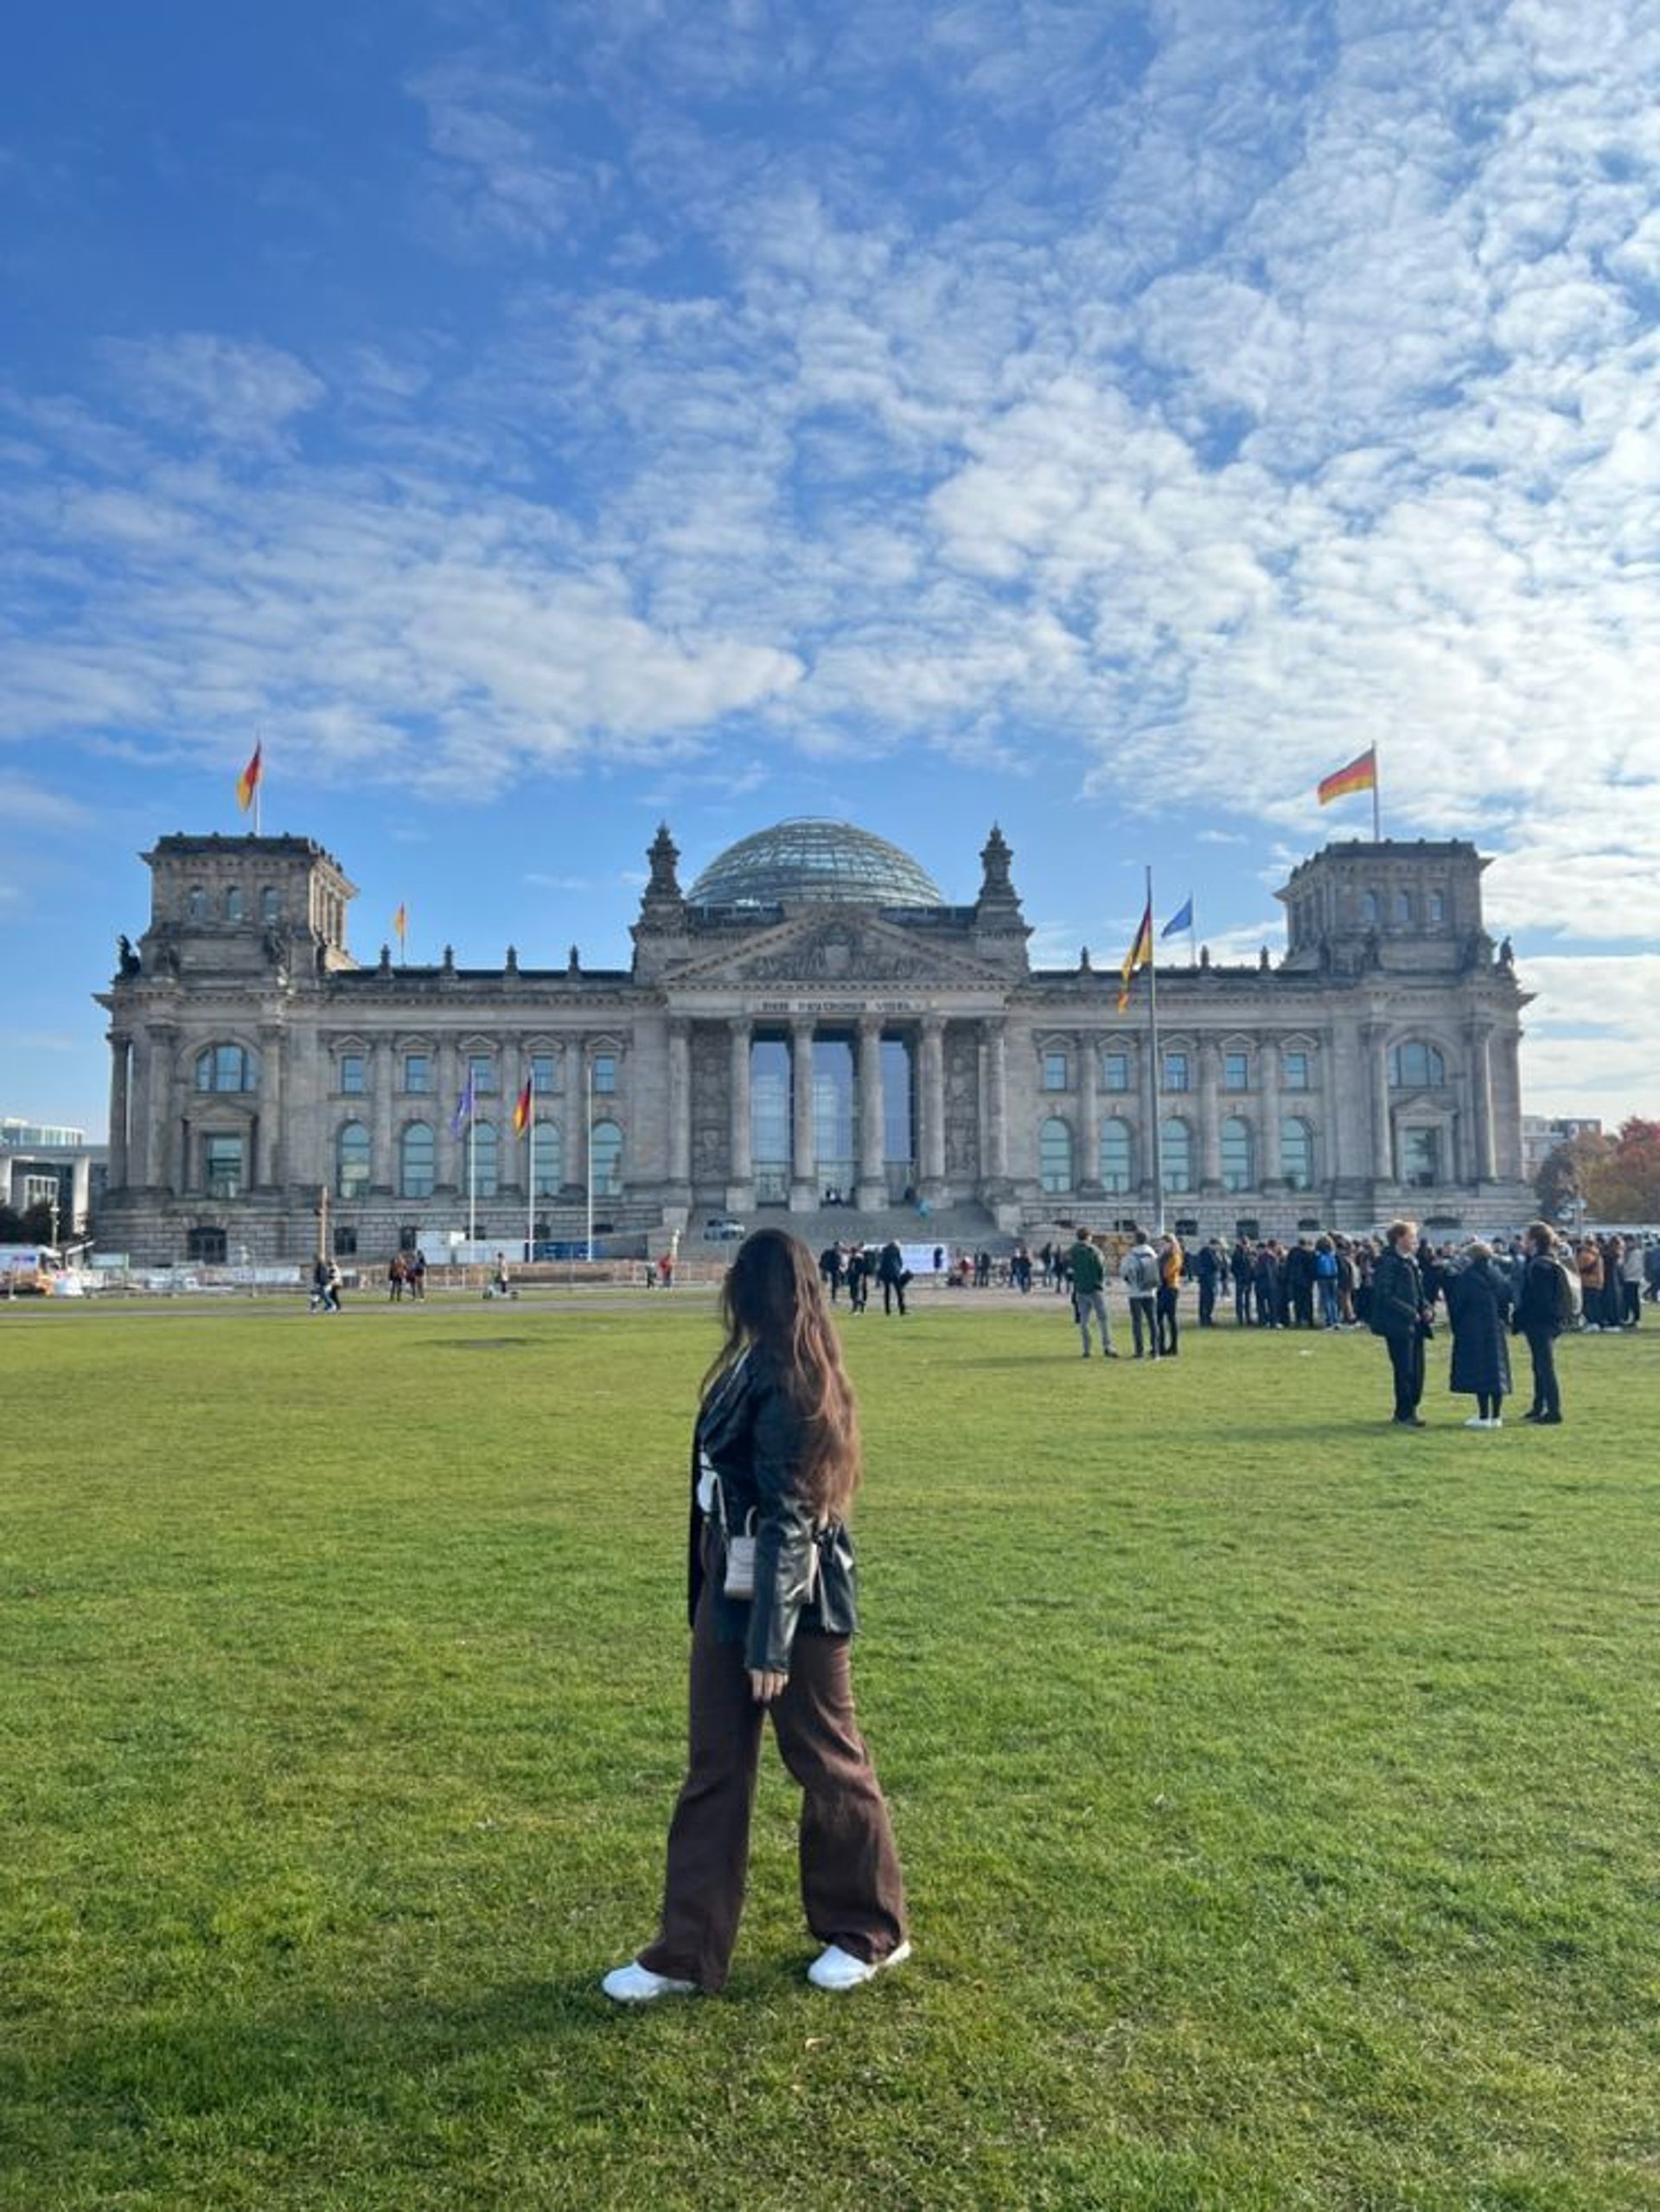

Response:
(1514, 1221), (1568, 1425)
(1445, 1241), (1514, 1426)
(1370, 1219), (1432, 1425)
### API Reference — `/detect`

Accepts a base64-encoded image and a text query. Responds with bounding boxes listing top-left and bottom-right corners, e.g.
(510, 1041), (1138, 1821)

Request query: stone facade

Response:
(95, 823), (1535, 1264)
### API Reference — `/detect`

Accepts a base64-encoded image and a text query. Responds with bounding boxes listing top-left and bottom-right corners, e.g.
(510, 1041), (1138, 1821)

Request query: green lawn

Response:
(3, 1287), (1657, 2210)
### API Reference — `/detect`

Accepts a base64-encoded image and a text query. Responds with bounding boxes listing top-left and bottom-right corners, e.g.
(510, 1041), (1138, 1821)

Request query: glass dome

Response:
(687, 819), (942, 908)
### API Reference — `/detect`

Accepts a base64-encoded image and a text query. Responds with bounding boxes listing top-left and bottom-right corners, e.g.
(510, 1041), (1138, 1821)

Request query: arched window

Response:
(1039, 1117), (1074, 1194)
(225, 886), (246, 921)
(336, 1121), (372, 1200)
(472, 1120), (500, 1198)
(400, 1122), (435, 1199)
(187, 886), (207, 920)
(591, 1119), (623, 1197)
(260, 887), (282, 923)
(1394, 889), (1412, 925)
(1362, 889), (1380, 924)
(1160, 1119), (1193, 1194)
(1389, 1041), (1446, 1088)
(532, 1119), (563, 1197)
(1221, 1116), (1254, 1193)
(1099, 1119), (1133, 1194)
(1282, 1118), (1315, 1191)
(1428, 889), (1446, 925)
(195, 1043), (256, 1093)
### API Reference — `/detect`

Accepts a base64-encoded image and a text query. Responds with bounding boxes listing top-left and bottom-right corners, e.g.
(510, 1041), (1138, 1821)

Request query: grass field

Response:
(3, 1284), (1657, 2210)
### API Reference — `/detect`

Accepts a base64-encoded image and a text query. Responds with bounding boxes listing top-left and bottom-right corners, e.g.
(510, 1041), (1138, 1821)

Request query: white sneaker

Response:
(808, 1939), (912, 1992)
(1463, 1414), (1488, 1428)
(601, 1960), (698, 2004)
(1487, 1415), (1503, 1428)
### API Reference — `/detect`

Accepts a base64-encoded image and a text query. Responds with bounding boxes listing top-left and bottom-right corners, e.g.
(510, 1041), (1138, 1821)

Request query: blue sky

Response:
(4, 0), (1657, 1141)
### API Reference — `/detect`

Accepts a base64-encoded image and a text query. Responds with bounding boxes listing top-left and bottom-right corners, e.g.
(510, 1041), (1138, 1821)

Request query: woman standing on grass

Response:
(1445, 1241), (1514, 1428)
(603, 1227), (909, 2003)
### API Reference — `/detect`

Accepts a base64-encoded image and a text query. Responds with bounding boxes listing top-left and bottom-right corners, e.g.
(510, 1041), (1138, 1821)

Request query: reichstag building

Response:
(96, 818), (1533, 1264)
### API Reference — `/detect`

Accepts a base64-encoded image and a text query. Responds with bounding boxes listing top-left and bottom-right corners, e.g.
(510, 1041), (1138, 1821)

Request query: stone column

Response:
(983, 1020), (1009, 1182)
(438, 1036), (463, 1192)
(856, 1016), (886, 1210)
(107, 1034), (131, 1189)
(789, 1020), (817, 1211)
(1496, 1029), (1524, 1181)
(667, 1018), (692, 1189)
(1367, 1023), (1393, 1181)
(1259, 1036), (1283, 1189)
(1197, 1037), (1222, 1193)
(371, 1036), (395, 1193)
(564, 1041), (588, 1198)
(726, 1020), (752, 1211)
(259, 1023), (285, 1188)
(1467, 1021), (1495, 1182)
(1076, 1030), (1101, 1193)
(146, 1029), (176, 1190)
(919, 1015), (947, 1190)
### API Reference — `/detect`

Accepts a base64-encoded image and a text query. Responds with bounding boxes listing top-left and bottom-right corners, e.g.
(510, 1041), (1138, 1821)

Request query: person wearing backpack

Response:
(1120, 1229), (1161, 1360)
(1513, 1220), (1570, 1425)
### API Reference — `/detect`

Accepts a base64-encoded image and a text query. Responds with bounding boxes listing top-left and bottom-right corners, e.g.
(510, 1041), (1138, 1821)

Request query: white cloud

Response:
(98, 335), (324, 450)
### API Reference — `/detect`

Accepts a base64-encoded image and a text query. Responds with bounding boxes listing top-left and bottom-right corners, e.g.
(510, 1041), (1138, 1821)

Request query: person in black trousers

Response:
(1514, 1220), (1567, 1425)
(1370, 1219), (1431, 1425)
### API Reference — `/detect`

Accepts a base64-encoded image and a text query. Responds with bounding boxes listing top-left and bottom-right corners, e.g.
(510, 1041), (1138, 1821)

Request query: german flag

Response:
(235, 740), (263, 813)
(1317, 745), (1376, 805)
(513, 1074), (533, 1137)
(1117, 901), (1153, 1013)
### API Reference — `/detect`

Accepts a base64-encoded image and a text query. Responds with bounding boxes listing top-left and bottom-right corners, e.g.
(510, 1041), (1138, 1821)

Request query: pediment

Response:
(664, 912), (1009, 990)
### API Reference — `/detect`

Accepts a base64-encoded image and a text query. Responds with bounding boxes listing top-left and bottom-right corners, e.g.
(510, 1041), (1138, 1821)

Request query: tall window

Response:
(225, 887), (245, 921)
(1099, 1119), (1133, 1194)
(591, 1053), (617, 1095)
(591, 1119), (623, 1196)
(1101, 1051), (1130, 1093)
(195, 1043), (256, 1093)
(1399, 1126), (1440, 1184)
(1281, 1118), (1314, 1190)
(1039, 1117), (1074, 1194)
(1389, 1042), (1446, 1088)
(1362, 890), (1380, 924)
(1223, 1051), (1250, 1092)
(472, 1120), (499, 1197)
(532, 1120), (563, 1196)
(1160, 1119), (1193, 1192)
(531, 1052), (558, 1093)
(1042, 1051), (1069, 1093)
(400, 1123), (435, 1199)
(468, 1053), (496, 1093)
(201, 1133), (245, 1199)
(403, 1053), (431, 1094)
(1395, 890), (1412, 924)
(187, 886), (207, 920)
(338, 1052), (366, 1095)
(260, 888), (282, 923)
(1163, 1051), (1190, 1093)
(1221, 1116), (1254, 1193)
(336, 1121), (371, 1199)
(1428, 890), (1446, 925)
(1282, 1050), (1311, 1091)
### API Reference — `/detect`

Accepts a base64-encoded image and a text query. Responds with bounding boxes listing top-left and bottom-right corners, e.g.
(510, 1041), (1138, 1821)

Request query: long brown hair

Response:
(703, 1227), (862, 1520)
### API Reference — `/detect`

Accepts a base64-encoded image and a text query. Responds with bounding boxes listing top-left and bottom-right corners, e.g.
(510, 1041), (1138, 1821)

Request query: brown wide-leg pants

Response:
(637, 1553), (908, 1992)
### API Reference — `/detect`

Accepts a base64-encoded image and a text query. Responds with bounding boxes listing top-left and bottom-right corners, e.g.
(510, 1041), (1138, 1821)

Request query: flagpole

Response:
(525, 1079), (534, 1265)
(468, 1112), (476, 1246)
(1372, 746), (1382, 842)
(253, 729), (262, 837)
(1146, 864), (1165, 1236)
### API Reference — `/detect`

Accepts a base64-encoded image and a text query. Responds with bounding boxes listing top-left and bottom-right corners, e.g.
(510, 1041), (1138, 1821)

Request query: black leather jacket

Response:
(687, 1350), (859, 1673)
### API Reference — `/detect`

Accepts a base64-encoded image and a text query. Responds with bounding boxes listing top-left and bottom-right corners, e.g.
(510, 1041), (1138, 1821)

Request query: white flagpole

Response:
(524, 1076), (534, 1265)
(468, 1110), (476, 1246)
(1372, 747), (1382, 842)
(1146, 865), (1165, 1236)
